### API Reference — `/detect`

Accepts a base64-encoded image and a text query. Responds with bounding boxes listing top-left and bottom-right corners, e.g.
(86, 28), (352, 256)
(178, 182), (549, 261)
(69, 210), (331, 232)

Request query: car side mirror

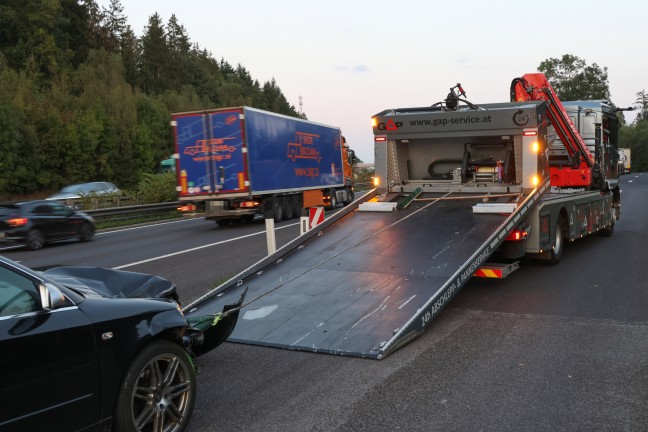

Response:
(39, 283), (67, 310)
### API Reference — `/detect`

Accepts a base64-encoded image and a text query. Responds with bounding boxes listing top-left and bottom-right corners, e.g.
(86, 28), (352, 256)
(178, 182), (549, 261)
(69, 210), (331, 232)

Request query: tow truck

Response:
(182, 74), (621, 359)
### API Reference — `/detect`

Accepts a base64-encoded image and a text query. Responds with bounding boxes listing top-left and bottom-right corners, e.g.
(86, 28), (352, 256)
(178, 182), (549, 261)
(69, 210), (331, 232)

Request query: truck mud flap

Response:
(185, 183), (547, 359)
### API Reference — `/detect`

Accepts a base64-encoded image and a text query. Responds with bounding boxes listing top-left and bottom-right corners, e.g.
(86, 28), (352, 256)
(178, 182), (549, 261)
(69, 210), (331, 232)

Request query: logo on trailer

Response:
(184, 137), (236, 156)
(287, 132), (321, 162)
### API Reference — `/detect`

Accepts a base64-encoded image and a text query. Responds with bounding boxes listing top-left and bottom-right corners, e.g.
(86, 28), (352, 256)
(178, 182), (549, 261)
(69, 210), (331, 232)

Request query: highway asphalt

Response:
(3, 175), (647, 431)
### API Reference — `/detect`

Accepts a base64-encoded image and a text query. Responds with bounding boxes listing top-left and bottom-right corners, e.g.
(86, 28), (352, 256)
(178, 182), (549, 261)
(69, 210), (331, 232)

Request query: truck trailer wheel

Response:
(293, 195), (303, 218)
(346, 188), (354, 204)
(328, 189), (338, 210)
(273, 197), (284, 222)
(283, 196), (294, 220)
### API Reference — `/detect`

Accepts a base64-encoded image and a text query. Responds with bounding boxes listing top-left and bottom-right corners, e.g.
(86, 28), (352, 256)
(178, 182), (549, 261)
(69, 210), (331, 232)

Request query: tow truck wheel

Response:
(114, 340), (196, 432)
(548, 217), (565, 266)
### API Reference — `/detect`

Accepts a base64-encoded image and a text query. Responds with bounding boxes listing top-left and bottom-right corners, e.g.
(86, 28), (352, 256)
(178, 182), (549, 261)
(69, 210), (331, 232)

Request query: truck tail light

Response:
(178, 204), (196, 212)
(506, 227), (529, 241)
(8, 217), (28, 227)
(237, 201), (259, 208)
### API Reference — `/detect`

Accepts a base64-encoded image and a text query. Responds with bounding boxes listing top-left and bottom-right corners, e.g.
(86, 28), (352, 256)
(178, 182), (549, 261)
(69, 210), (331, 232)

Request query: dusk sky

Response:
(103, 0), (647, 163)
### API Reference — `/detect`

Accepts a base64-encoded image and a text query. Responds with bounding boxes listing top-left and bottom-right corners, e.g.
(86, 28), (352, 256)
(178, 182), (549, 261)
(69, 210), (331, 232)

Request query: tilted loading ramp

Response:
(185, 181), (547, 359)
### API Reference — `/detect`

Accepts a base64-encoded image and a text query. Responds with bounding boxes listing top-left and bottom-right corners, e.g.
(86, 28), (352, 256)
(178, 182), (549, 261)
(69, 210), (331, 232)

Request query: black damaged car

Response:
(0, 255), (243, 432)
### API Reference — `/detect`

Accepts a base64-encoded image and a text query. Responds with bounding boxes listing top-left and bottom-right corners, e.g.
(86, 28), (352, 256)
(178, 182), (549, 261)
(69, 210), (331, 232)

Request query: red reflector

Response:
(523, 130), (537, 136)
(8, 217), (28, 227)
(375, 136), (387, 142)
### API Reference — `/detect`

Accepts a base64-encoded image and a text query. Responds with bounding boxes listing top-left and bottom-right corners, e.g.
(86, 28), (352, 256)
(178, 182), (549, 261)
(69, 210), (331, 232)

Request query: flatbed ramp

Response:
(185, 185), (547, 359)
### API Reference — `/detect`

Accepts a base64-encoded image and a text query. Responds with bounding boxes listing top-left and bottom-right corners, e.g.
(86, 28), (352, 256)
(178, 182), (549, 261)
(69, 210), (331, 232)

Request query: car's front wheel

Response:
(114, 340), (196, 432)
(79, 222), (95, 242)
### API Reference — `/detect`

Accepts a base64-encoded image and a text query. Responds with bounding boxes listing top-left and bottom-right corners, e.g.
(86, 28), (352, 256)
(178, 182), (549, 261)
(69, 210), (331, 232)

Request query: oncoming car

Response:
(0, 256), (243, 432)
(46, 182), (121, 201)
(0, 200), (95, 250)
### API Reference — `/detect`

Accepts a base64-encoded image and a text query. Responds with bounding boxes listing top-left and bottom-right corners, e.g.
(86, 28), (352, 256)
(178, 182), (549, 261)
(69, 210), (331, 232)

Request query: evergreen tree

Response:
(634, 90), (648, 123)
(102, 0), (127, 52)
(139, 13), (168, 95)
(119, 25), (139, 89)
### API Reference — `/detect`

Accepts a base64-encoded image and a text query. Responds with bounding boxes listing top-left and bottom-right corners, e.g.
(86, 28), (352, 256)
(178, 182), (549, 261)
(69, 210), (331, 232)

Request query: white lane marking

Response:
(113, 222), (298, 269)
(97, 218), (201, 236)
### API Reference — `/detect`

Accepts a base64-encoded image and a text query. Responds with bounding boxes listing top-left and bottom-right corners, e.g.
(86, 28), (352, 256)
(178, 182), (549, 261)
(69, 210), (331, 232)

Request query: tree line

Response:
(1, 2), (647, 200)
(0, 0), (300, 199)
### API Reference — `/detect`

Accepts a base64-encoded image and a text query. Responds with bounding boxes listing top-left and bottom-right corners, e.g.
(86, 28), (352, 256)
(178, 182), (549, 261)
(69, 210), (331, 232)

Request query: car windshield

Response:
(59, 183), (115, 194)
(60, 184), (94, 193)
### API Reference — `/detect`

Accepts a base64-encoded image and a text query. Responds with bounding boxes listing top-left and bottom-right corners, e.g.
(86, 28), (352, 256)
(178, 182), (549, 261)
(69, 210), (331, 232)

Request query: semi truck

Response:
(182, 74), (620, 360)
(171, 107), (355, 225)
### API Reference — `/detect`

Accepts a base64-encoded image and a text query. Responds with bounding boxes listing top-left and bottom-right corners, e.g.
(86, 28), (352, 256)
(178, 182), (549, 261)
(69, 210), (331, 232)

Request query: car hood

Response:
(43, 266), (178, 301)
(42, 266), (245, 356)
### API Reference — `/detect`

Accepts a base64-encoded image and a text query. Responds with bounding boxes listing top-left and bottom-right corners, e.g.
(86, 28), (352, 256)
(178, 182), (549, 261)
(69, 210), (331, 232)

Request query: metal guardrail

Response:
(84, 184), (374, 224)
(85, 202), (180, 222)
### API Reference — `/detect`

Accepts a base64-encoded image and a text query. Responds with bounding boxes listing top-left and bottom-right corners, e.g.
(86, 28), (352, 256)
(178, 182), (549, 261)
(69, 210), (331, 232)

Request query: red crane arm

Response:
(510, 73), (594, 169)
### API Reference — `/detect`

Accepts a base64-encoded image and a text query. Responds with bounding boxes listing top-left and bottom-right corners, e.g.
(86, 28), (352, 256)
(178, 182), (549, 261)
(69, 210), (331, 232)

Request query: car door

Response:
(48, 201), (78, 237)
(0, 263), (101, 432)
(30, 201), (74, 239)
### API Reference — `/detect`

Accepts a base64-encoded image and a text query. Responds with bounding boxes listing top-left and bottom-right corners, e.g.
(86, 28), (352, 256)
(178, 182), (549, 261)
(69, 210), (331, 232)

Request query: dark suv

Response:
(0, 255), (242, 432)
(0, 200), (95, 250)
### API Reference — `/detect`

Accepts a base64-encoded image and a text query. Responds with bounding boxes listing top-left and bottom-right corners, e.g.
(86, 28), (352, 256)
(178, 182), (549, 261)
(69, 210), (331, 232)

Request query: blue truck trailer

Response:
(171, 107), (355, 225)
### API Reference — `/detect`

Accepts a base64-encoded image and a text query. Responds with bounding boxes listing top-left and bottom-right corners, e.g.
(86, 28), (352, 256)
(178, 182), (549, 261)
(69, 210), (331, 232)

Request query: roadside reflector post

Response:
(300, 208), (309, 235)
(265, 211), (276, 255)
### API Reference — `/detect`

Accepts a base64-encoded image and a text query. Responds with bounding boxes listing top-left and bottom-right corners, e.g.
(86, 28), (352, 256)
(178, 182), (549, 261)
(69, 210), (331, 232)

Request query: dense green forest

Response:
(0, 0), (300, 199)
